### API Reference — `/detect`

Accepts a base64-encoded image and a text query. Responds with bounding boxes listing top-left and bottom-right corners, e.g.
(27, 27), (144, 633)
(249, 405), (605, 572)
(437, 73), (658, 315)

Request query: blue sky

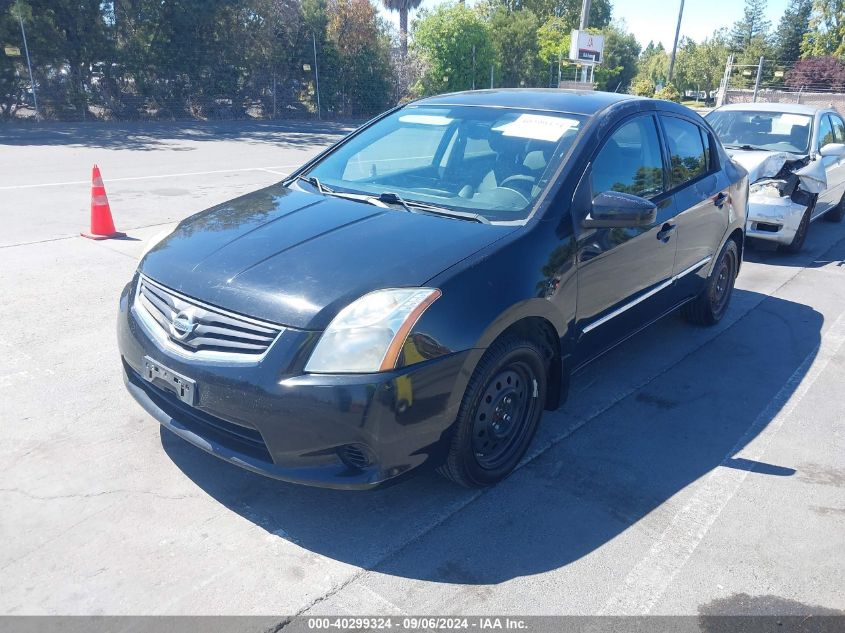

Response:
(378, 0), (792, 49)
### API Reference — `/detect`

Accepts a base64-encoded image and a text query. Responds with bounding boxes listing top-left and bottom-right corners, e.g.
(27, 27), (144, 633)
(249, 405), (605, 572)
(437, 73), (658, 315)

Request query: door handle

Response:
(713, 192), (729, 208)
(656, 223), (676, 242)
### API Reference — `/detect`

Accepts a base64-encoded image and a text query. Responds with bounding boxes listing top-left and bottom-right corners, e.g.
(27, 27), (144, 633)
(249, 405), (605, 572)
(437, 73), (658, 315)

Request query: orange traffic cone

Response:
(81, 165), (125, 240)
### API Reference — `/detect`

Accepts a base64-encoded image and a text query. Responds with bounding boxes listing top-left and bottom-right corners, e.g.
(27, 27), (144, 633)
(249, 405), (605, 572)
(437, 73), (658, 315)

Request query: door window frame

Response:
(586, 112), (671, 203)
(656, 113), (720, 195)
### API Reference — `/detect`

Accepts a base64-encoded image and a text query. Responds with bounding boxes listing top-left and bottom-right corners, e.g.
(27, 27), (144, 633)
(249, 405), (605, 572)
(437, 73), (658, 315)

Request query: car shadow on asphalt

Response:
(0, 120), (356, 151)
(160, 288), (822, 584)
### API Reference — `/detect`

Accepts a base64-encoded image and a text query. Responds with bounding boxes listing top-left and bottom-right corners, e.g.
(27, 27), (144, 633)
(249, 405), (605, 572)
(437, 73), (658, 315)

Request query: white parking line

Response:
(599, 309), (845, 615)
(0, 165), (298, 191)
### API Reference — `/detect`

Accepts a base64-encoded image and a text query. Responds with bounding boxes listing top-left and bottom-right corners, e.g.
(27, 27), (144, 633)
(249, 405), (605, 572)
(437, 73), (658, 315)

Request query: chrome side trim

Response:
(582, 255), (712, 335)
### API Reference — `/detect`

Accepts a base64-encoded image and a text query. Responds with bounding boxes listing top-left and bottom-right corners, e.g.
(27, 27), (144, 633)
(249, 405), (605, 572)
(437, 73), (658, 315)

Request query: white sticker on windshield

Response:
(780, 114), (811, 126)
(398, 114), (454, 126)
(493, 114), (579, 142)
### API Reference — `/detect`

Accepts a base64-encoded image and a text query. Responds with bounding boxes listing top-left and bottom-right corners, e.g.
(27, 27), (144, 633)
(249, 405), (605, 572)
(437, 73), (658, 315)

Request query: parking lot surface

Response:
(1, 121), (844, 617)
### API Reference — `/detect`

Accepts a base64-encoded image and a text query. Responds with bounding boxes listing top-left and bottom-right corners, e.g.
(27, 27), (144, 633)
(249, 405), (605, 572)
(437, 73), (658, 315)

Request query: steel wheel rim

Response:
(710, 250), (735, 315)
(471, 362), (536, 470)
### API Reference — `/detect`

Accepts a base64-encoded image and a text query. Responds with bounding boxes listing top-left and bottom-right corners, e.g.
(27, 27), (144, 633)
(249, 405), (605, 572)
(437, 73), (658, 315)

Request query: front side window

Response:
(819, 115), (835, 149)
(706, 110), (813, 154)
(831, 114), (845, 143)
(662, 116), (708, 189)
(303, 105), (586, 222)
(591, 116), (664, 199)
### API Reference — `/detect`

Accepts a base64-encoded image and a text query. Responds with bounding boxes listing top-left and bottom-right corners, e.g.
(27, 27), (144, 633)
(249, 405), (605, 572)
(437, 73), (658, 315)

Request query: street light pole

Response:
(667, 0), (685, 84)
(16, 5), (39, 120)
(578, 0), (592, 83)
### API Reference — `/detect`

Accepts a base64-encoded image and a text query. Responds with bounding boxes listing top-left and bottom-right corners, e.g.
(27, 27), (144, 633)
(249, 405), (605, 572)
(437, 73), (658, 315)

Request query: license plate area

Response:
(143, 356), (196, 405)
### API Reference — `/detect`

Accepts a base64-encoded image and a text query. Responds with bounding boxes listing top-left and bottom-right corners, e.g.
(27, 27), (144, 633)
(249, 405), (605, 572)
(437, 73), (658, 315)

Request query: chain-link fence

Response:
(721, 58), (845, 113)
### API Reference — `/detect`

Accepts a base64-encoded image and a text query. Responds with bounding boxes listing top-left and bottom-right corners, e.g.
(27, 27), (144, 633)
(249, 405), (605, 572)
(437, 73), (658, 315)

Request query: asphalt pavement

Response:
(1, 120), (843, 618)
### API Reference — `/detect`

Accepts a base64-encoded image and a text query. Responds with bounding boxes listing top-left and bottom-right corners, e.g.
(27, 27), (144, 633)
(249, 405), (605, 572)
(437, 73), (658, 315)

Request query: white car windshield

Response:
(707, 110), (813, 155)
(301, 105), (586, 222)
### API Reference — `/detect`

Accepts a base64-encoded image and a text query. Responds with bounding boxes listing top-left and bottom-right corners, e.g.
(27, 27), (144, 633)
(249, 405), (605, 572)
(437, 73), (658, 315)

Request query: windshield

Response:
(706, 110), (812, 154)
(301, 105), (586, 222)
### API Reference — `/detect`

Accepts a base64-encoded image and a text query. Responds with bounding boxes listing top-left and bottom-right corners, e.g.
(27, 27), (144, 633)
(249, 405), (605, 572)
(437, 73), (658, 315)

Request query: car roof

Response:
(413, 89), (642, 116)
(714, 102), (824, 116)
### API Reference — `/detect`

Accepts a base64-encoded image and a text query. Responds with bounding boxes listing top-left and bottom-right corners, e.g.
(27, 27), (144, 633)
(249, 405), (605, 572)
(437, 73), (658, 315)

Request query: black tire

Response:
(437, 335), (547, 488)
(682, 239), (739, 327)
(823, 192), (844, 223)
(779, 205), (811, 253)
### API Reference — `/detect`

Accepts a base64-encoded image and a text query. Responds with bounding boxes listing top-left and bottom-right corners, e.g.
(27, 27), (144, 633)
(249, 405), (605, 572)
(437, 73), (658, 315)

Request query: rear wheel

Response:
(682, 239), (739, 327)
(823, 192), (845, 223)
(438, 335), (547, 488)
(779, 205), (811, 253)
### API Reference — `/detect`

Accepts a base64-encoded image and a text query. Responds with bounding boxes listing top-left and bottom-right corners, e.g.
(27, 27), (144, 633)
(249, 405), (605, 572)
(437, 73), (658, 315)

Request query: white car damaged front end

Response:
(730, 150), (827, 246)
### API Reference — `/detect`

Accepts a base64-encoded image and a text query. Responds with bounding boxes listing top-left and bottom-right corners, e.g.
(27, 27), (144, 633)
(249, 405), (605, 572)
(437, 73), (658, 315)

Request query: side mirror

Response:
(582, 191), (657, 229)
(819, 143), (845, 158)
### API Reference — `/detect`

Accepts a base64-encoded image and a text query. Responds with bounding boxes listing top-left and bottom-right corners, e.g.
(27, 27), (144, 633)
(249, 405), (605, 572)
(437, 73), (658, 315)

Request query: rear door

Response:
(815, 112), (845, 216)
(658, 114), (730, 300)
(572, 113), (679, 366)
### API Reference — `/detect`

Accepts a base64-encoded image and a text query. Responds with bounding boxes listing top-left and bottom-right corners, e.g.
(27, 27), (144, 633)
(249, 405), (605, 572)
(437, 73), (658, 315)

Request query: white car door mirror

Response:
(819, 142), (845, 158)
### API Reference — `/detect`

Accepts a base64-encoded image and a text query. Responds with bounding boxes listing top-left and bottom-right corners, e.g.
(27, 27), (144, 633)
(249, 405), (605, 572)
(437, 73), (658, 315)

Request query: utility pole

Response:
(667, 0), (685, 84)
(752, 57), (764, 102)
(16, 5), (39, 120)
(578, 0), (591, 83)
(312, 32), (321, 120)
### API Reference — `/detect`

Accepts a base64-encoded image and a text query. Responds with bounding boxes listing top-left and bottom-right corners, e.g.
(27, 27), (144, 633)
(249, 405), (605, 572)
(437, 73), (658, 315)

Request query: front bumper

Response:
(118, 281), (468, 489)
(745, 194), (809, 245)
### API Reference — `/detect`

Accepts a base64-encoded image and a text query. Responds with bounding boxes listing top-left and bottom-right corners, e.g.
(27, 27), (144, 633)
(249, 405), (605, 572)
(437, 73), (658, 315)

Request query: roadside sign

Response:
(4, 45), (21, 57)
(569, 30), (604, 65)
(303, 63), (311, 72)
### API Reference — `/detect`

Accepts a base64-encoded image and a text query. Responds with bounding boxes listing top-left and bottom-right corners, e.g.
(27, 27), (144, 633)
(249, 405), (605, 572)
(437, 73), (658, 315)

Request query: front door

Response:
(815, 113), (845, 217)
(572, 113), (679, 367)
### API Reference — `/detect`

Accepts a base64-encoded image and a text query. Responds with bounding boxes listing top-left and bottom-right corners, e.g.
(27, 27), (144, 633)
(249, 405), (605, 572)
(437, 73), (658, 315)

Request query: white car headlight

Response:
(749, 180), (787, 199)
(305, 288), (442, 374)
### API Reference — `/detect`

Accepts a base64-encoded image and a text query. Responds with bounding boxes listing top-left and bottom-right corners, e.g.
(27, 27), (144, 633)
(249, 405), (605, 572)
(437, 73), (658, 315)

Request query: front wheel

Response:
(823, 192), (844, 223)
(437, 335), (547, 488)
(682, 239), (739, 327)
(779, 205), (811, 253)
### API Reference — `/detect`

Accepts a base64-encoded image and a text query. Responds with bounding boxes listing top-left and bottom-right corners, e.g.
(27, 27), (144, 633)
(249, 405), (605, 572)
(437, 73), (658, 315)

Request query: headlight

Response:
(749, 180), (787, 199)
(305, 288), (441, 373)
(139, 226), (176, 260)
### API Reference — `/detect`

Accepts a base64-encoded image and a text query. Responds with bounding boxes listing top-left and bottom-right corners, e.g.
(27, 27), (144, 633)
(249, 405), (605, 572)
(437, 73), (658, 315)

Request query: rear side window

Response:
(591, 116), (665, 199)
(662, 116), (708, 189)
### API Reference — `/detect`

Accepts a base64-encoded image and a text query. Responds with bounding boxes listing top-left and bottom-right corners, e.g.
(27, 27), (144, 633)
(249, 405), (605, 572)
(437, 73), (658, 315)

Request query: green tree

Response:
(593, 23), (640, 91)
(729, 0), (771, 54)
(673, 31), (729, 96)
(518, 0), (611, 30)
(773, 0), (812, 61)
(489, 7), (541, 87)
(411, 3), (493, 95)
(801, 0), (845, 58)
(381, 0), (423, 56)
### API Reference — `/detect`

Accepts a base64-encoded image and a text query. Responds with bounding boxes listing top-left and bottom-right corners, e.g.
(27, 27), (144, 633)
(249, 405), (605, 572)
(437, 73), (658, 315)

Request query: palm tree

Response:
(382, 0), (424, 56)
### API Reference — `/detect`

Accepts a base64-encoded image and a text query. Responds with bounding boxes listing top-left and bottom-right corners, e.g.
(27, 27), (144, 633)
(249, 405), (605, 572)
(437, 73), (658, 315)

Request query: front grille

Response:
(135, 275), (283, 358)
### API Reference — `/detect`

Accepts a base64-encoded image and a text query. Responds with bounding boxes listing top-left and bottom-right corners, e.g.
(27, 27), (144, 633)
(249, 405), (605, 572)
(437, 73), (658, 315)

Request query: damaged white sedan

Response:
(707, 103), (845, 253)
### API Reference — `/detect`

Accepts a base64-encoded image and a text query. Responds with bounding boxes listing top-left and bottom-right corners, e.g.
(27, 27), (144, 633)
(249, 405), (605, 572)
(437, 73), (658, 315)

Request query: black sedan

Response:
(118, 89), (747, 489)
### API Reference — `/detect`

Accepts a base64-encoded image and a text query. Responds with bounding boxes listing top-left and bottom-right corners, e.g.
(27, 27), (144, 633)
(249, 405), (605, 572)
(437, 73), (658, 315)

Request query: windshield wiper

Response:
(725, 144), (766, 151)
(378, 194), (490, 224)
(293, 174), (332, 193)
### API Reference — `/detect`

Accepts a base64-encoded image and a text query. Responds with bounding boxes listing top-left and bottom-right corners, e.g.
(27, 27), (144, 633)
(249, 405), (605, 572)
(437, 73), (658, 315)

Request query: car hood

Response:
(140, 184), (514, 329)
(727, 149), (827, 193)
